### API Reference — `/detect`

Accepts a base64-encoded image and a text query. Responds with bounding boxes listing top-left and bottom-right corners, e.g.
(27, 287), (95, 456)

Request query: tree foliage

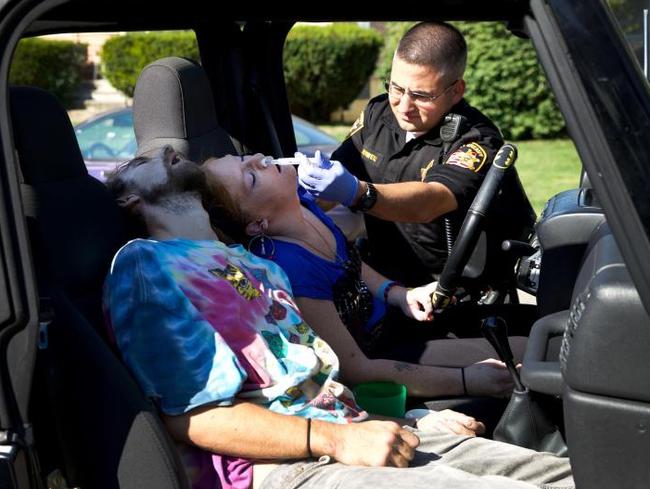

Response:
(284, 24), (383, 122)
(10, 38), (87, 108)
(101, 31), (199, 97)
(374, 21), (566, 139)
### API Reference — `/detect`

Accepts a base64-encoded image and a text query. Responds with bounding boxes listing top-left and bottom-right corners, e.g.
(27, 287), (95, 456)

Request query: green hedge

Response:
(375, 22), (566, 140)
(284, 24), (383, 122)
(101, 31), (199, 97)
(375, 22), (413, 82)
(10, 38), (87, 108)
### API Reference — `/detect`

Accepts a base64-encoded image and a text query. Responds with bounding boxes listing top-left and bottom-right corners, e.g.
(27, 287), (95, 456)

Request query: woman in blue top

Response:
(201, 153), (527, 399)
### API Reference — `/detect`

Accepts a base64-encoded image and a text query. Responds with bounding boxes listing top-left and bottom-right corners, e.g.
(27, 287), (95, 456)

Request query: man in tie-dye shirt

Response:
(103, 146), (573, 489)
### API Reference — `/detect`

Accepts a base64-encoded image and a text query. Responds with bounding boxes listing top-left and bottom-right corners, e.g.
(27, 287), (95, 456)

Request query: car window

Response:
(607, 0), (649, 74)
(74, 108), (334, 163)
(75, 110), (136, 160)
(292, 119), (338, 146)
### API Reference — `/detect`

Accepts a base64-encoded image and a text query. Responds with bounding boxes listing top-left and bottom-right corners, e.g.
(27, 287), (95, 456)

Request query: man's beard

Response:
(140, 161), (207, 211)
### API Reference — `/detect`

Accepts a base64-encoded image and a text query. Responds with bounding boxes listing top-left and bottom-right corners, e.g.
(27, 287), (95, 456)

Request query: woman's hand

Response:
(389, 282), (437, 321)
(464, 358), (517, 398)
(415, 409), (485, 437)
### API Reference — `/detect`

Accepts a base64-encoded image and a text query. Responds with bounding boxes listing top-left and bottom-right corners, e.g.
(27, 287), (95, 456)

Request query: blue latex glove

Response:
(297, 150), (359, 206)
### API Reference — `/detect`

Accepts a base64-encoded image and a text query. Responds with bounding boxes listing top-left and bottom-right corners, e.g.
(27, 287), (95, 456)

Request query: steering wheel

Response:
(431, 144), (518, 310)
(86, 142), (116, 160)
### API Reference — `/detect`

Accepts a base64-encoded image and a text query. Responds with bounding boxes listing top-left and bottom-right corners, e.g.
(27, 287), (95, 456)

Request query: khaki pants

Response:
(259, 428), (573, 489)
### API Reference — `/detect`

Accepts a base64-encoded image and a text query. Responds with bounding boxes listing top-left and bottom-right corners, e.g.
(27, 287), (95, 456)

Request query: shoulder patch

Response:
(445, 142), (487, 173)
(345, 111), (364, 140)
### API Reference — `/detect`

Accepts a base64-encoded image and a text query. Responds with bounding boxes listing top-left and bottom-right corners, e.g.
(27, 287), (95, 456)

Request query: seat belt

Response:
(17, 154), (71, 489)
(250, 75), (284, 158)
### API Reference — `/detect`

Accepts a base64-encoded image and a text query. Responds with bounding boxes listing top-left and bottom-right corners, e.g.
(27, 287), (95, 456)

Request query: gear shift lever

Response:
(481, 316), (525, 391)
(482, 317), (568, 454)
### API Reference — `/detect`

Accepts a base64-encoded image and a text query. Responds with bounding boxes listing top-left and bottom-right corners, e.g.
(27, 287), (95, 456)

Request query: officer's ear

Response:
(451, 79), (466, 104)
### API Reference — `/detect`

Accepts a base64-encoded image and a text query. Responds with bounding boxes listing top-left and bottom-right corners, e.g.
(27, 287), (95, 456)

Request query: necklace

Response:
(279, 209), (346, 265)
(303, 213), (343, 262)
(293, 211), (376, 343)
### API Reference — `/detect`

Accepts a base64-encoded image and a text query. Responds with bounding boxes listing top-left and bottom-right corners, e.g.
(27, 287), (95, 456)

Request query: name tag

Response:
(362, 147), (379, 163)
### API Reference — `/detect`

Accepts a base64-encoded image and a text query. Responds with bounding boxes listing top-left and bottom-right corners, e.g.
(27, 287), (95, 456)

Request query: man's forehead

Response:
(392, 57), (445, 82)
(118, 148), (166, 174)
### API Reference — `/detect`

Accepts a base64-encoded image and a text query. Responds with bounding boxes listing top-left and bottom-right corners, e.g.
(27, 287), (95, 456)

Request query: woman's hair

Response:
(201, 167), (251, 245)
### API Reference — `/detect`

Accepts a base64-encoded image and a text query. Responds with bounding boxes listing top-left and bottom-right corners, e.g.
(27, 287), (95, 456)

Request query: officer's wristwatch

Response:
(349, 182), (378, 212)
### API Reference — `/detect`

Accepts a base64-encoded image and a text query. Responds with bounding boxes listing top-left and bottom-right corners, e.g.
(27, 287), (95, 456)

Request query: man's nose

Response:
(160, 145), (175, 158)
(397, 92), (416, 112)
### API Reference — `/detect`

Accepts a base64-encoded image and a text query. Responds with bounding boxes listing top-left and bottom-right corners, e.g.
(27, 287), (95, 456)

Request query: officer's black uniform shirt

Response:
(331, 94), (504, 287)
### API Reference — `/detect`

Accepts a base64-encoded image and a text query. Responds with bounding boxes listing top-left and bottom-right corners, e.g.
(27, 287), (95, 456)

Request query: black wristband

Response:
(306, 418), (313, 458)
(461, 367), (468, 396)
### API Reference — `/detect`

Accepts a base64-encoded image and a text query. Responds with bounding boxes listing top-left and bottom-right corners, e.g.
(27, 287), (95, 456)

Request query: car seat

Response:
(11, 86), (190, 489)
(560, 224), (650, 488)
(133, 56), (239, 161)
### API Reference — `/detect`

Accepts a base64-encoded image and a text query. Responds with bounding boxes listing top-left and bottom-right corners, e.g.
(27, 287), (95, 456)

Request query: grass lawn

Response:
(318, 124), (352, 142)
(318, 123), (582, 216)
(513, 139), (582, 215)
(515, 139), (582, 215)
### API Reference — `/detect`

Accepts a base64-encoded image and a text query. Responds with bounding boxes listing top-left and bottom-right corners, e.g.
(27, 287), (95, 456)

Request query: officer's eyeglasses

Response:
(385, 79), (459, 107)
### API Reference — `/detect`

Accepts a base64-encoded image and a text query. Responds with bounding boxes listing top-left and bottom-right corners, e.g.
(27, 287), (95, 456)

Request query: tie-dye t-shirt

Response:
(103, 238), (367, 489)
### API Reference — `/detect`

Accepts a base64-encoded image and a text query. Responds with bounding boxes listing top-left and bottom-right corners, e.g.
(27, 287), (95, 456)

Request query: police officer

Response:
(298, 21), (530, 289)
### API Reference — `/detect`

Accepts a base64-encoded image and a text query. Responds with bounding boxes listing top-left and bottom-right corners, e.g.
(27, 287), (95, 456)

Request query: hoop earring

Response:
(248, 233), (275, 258)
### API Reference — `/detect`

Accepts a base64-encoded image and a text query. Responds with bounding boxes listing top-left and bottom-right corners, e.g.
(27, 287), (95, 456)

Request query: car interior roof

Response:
(25, 0), (532, 35)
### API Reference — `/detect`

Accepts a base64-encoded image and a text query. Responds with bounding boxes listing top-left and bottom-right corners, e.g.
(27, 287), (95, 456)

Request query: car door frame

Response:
(0, 1), (72, 487)
(526, 0), (650, 315)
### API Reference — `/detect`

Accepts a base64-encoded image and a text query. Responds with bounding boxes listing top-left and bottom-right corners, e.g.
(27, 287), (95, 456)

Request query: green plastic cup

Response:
(353, 381), (407, 418)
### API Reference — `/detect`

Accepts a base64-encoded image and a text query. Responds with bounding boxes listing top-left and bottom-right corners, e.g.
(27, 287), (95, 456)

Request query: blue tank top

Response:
(250, 187), (386, 346)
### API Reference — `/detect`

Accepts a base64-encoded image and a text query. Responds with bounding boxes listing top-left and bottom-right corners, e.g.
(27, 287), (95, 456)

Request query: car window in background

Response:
(73, 108), (339, 180)
(293, 116), (338, 146)
(75, 109), (135, 160)
(607, 0), (649, 74)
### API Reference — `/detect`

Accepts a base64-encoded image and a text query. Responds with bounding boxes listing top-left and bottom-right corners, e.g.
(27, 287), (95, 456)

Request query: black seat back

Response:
(11, 86), (189, 489)
(561, 224), (650, 488)
(133, 56), (238, 160)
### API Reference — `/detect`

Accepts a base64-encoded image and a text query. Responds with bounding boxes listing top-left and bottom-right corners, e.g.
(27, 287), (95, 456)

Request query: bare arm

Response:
(352, 181), (457, 223)
(361, 262), (436, 322)
(163, 401), (419, 467)
(360, 261), (390, 296)
(295, 297), (463, 398)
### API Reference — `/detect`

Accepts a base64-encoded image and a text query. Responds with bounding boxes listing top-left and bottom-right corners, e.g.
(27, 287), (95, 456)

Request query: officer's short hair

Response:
(395, 21), (467, 83)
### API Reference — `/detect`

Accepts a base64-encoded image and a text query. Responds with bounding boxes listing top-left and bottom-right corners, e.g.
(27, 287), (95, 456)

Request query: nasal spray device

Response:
(261, 155), (322, 167)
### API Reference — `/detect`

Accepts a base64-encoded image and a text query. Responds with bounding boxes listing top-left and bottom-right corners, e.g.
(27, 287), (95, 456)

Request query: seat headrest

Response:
(133, 56), (237, 162)
(10, 86), (88, 183)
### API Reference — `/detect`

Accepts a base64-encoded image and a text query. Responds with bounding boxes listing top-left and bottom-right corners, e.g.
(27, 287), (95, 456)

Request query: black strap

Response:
(250, 78), (283, 158)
